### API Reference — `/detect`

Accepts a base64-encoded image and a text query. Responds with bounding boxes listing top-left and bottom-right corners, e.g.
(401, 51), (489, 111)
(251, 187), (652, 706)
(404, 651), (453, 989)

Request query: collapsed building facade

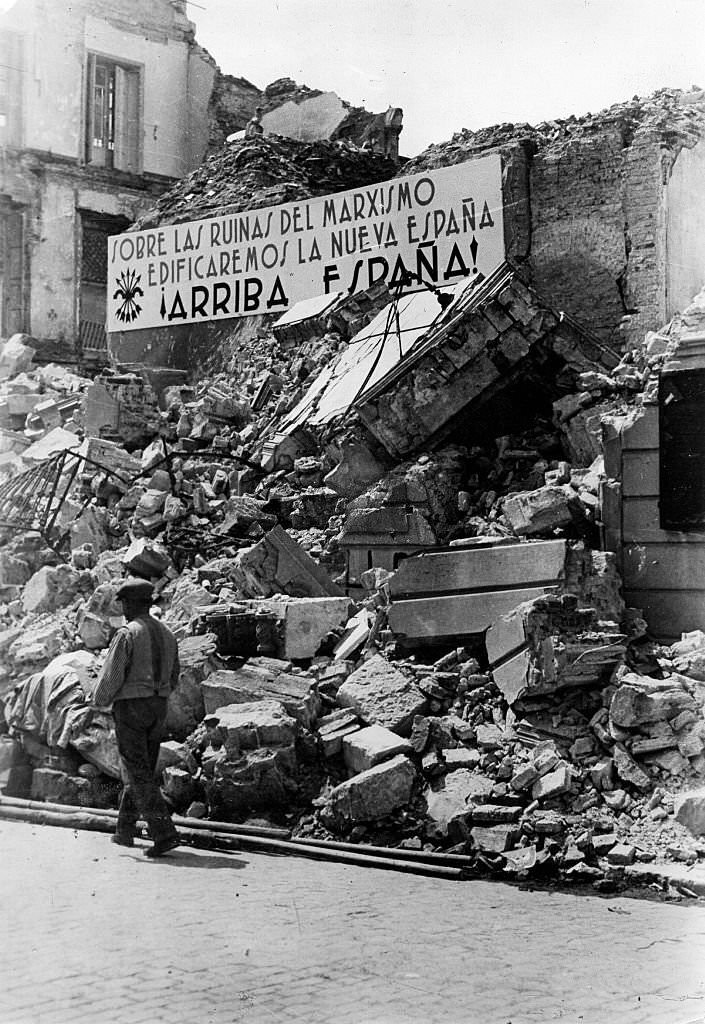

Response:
(1, 88), (705, 889)
(0, 0), (402, 361)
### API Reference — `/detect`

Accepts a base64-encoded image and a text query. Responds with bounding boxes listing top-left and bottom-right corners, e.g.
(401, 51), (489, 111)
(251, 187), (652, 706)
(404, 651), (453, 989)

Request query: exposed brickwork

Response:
(403, 89), (705, 350)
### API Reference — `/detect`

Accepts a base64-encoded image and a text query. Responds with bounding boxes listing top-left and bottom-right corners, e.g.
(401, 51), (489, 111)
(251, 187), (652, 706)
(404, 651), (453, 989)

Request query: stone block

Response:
(121, 537), (172, 578)
(166, 634), (216, 740)
(471, 825), (518, 853)
(591, 832), (618, 856)
(510, 764), (539, 791)
(532, 765), (571, 801)
(209, 746), (298, 813)
(22, 564), (83, 615)
(491, 649), (530, 705)
(606, 843), (636, 866)
(30, 768), (93, 806)
(266, 596), (352, 660)
(590, 757), (615, 791)
(502, 486), (582, 537)
(442, 748), (481, 770)
(424, 769), (494, 837)
(157, 740), (197, 776)
(342, 724), (412, 773)
(610, 682), (697, 729)
(470, 804), (522, 825)
(613, 745), (651, 790)
(675, 789), (705, 836)
(200, 660), (320, 729)
(209, 700), (298, 756)
(475, 723), (504, 750)
(323, 754), (416, 827)
(162, 766), (199, 809)
(336, 654), (427, 735)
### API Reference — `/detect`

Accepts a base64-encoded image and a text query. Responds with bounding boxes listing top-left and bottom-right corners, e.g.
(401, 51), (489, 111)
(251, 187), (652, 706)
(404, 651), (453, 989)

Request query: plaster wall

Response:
(3, 0), (213, 176)
(29, 178), (76, 341)
(261, 93), (348, 142)
(666, 138), (705, 318)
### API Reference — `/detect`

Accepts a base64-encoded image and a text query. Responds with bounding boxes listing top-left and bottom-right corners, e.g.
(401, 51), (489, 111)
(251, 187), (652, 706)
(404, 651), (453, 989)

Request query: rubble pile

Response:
(133, 134), (399, 230)
(3, 143), (705, 896)
(403, 88), (705, 175)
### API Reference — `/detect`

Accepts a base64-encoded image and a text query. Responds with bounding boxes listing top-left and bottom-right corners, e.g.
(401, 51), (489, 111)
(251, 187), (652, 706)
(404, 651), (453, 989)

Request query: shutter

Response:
(114, 66), (140, 173)
(85, 53), (96, 162)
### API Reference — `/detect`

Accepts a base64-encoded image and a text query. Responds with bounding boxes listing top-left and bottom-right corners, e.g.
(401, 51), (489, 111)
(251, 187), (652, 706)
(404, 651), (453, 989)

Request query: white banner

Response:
(107, 153), (504, 332)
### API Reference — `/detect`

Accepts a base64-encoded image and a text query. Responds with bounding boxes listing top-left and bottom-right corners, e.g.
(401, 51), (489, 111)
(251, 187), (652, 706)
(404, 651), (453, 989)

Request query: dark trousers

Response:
(113, 696), (177, 844)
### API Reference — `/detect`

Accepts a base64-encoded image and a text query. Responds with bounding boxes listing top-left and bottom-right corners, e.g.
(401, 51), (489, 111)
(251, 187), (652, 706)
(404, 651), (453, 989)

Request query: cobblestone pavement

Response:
(1, 820), (705, 1024)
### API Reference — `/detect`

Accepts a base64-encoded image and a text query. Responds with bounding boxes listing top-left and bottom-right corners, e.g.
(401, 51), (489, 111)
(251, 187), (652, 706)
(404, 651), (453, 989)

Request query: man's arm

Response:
(169, 641), (181, 693)
(93, 628), (132, 708)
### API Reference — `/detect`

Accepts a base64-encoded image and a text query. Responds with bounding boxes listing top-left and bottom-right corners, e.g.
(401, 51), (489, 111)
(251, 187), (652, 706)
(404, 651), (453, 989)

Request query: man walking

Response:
(93, 577), (181, 858)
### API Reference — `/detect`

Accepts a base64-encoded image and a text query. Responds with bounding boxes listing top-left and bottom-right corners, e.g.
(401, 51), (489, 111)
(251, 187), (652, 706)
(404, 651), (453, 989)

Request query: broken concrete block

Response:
(591, 832), (618, 856)
(609, 679), (697, 729)
(510, 764), (540, 791)
(342, 724), (412, 774)
(475, 723), (504, 750)
(471, 825), (518, 853)
(22, 564), (83, 615)
(208, 745), (298, 813)
(613, 745), (651, 791)
(470, 804), (522, 825)
(491, 650), (531, 705)
(166, 633), (218, 739)
(318, 709), (361, 757)
(157, 740), (197, 776)
(31, 768), (94, 806)
(322, 753), (417, 827)
(200, 659), (320, 729)
(334, 609), (373, 661)
(532, 765), (571, 800)
(590, 758), (615, 791)
(336, 654), (427, 735)
(209, 700), (298, 756)
(424, 769), (494, 837)
(324, 441), (387, 499)
(162, 766), (199, 809)
(606, 843), (636, 866)
(70, 715), (121, 779)
(442, 748), (481, 770)
(233, 525), (344, 599)
(502, 486), (582, 537)
(77, 582), (124, 651)
(8, 620), (66, 672)
(674, 789), (705, 836)
(263, 596), (351, 660)
(0, 334), (36, 378)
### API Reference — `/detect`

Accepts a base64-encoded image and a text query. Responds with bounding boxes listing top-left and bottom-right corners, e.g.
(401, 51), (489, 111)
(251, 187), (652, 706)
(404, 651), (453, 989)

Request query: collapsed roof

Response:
(274, 263), (619, 459)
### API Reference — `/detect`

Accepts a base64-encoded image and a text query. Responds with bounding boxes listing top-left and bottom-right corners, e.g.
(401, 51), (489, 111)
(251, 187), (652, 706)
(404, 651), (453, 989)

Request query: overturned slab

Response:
(388, 540), (565, 644)
(234, 525), (345, 599)
(336, 654), (427, 734)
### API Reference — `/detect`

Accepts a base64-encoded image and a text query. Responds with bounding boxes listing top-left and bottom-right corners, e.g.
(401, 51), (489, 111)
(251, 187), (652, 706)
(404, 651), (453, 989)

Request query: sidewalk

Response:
(1, 818), (704, 1024)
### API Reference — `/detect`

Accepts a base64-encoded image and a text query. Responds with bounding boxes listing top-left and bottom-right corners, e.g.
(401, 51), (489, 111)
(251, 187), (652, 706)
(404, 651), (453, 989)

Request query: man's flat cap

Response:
(114, 577), (154, 602)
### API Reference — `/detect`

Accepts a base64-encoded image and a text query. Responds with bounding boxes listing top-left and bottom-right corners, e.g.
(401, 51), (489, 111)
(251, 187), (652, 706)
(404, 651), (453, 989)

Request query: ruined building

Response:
(0, 0), (402, 363)
(0, 0), (217, 358)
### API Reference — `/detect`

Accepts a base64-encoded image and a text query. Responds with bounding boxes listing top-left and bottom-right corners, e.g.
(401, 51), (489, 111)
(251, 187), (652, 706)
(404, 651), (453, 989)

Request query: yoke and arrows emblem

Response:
(113, 269), (144, 323)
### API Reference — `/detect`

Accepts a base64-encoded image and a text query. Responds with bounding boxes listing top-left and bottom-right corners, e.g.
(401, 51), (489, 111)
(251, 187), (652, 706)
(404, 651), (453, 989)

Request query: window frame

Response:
(83, 51), (143, 174)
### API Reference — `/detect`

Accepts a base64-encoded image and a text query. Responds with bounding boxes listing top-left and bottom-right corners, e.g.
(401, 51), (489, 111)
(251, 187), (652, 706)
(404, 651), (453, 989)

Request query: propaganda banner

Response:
(107, 153), (504, 332)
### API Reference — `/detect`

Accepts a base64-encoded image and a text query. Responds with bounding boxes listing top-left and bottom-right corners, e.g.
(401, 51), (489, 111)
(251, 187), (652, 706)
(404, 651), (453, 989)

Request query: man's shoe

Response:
(111, 834), (134, 848)
(144, 835), (180, 858)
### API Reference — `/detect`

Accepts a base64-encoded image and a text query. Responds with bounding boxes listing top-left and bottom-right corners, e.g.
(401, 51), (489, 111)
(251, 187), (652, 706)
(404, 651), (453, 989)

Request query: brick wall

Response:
(404, 90), (705, 352)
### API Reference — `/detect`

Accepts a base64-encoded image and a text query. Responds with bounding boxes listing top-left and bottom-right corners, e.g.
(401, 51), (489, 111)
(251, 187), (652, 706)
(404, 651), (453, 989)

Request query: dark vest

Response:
(116, 616), (178, 700)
